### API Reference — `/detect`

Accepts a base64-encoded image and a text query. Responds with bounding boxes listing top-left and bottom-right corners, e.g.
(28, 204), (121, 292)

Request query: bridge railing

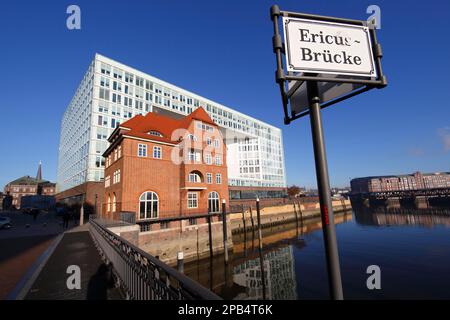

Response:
(89, 218), (221, 300)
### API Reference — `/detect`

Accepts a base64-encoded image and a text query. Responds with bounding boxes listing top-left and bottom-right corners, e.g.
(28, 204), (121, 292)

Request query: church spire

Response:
(36, 161), (42, 181)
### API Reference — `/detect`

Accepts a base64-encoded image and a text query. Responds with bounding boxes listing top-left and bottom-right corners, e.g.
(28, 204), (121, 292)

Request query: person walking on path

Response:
(62, 210), (70, 230)
(32, 208), (39, 221)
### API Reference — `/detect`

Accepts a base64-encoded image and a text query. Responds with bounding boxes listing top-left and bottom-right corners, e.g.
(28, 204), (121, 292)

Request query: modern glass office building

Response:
(57, 54), (287, 197)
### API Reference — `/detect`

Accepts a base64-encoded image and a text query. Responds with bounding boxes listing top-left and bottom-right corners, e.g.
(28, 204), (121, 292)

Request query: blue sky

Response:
(1, 0), (449, 189)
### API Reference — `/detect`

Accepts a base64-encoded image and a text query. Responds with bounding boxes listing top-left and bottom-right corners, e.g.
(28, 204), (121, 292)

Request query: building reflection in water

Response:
(354, 206), (450, 227)
(232, 246), (297, 300)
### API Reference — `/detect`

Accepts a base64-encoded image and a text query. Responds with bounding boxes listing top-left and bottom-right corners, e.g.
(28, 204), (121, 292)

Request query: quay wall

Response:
(229, 199), (352, 233)
(137, 218), (232, 266)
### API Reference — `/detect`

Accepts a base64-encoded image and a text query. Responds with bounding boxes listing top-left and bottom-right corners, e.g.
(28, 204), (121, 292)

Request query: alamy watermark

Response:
(366, 265), (381, 290)
(367, 5), (381, 29)
(66, 5), (81, 30)
(66, 265), (81, 290)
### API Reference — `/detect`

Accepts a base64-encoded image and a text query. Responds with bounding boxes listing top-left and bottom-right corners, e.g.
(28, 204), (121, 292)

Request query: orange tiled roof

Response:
(119, 107), (216, 144)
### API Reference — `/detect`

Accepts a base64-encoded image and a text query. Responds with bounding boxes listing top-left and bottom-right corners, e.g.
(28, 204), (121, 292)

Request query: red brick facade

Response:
(102, 107), (229, 221)
(4, 176), (56, 209)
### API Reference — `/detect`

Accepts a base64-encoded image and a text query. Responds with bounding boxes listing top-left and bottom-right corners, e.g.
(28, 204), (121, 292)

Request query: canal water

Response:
(183, 205), (450, 299)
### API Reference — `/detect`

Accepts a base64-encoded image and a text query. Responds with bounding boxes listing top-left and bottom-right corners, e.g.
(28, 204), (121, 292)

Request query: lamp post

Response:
(79, 193), (85, 226)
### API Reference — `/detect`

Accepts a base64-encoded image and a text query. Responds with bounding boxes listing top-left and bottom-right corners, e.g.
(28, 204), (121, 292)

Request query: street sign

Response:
(283, 17), (377, 77)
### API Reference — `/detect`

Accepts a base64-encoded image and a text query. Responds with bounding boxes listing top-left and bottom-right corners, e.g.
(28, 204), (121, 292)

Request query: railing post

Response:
(222, 200), (228, 264)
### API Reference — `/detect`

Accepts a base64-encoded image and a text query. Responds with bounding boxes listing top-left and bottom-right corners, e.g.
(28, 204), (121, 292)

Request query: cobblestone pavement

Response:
(25, 225), (122, 300)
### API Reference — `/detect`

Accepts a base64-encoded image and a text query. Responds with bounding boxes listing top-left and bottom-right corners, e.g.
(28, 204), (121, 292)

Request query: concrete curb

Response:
(5, 232), (64, 300)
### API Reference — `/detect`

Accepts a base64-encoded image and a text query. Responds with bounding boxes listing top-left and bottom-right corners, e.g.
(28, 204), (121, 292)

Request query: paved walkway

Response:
(24, 224), (122, 300)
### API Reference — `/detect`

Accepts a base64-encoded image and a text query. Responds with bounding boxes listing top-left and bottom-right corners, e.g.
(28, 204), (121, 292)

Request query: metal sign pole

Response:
(307, 79), (344, 300)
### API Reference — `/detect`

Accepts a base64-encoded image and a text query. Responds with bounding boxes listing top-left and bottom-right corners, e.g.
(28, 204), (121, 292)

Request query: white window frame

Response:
(187, 192), (198, 209)
(205, 153), (212, 165)
(216, 173), (222, 184)
(139, 191), (159, 220)
(153, 146), (162, 159)
(188, 173), (201, 183)
(206, 173), (212, 184)
(138, 144), (147, 157)
(215, 155), (222, 165)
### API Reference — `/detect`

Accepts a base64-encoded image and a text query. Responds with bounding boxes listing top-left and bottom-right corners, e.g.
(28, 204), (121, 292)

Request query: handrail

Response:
(89, 218), (222, 300)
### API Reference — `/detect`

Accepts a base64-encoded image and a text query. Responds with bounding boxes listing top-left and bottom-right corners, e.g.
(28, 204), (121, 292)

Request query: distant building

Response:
(3, 162), (56, 209)
(350, 171), (450, 193)
(102, 107), (229, 220)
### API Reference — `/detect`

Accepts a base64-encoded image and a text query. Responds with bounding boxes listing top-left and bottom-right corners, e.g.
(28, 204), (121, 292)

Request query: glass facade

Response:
(57, 54), (287, 192)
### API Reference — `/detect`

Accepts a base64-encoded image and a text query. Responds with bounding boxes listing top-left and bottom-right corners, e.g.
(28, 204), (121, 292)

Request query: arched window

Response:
(107, 194), (111, 212)
(112, 193), (116, 212)
(139, 191), (159, 220)
(208, 191), (220, 213)
(188, 172), (202, 183)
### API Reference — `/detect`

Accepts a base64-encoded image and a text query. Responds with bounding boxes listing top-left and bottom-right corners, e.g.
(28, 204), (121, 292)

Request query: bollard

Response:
(249, 205), (255, 231)
(256, 197), (263, 250)
(207, 211), (213, 258)
(177, 251), (184, 273)
(222, 200), (228, 264)
(241, 204), (247, 233)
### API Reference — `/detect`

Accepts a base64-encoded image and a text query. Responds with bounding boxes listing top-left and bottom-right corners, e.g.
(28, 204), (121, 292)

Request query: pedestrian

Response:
(32, 208), (39, 221)
(63, 210), (70, 229)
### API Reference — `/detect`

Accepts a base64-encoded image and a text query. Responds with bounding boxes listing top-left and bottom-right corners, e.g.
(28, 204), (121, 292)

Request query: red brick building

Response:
(4, 176), (56, 209)
(102, 107), (228, 221)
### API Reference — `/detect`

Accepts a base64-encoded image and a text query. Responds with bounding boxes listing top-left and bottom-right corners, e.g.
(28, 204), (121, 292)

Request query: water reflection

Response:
(354, 206), (450, 227)
(232, 246), (297, 299)
(184, 211), (351, 299)
(184, 206), (450, 299)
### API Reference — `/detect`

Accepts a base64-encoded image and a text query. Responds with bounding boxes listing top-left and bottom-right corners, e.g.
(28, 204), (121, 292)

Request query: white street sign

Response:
(283, 17), (377, 77)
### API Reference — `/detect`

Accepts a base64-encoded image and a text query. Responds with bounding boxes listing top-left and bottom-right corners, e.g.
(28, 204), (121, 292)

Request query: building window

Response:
(205, 153), (212, 165)
(187, 192), (198, 209)
(206, 173), (212, 184)
(215, 155), (222, 165)
(188, 172), (202, 183)
(138, 144), (147, 157)
(214, 139), (220, 148)
(107, 194), (111, 212)
(148, 130), (162, 137)
(112, 193), (116, 212)
(105, 176), (110, 188)
(139, 191), (158, 220)
(113, 170), (121, 184)
(187, 134), (197, 141)
(118, 145), (122, 158)
(216, 174), (222, 184)
(208, 191), (220, 213)
(153, 146), (162, 159)
(189, 218), (197, 225)
(206, 137), (212, 145)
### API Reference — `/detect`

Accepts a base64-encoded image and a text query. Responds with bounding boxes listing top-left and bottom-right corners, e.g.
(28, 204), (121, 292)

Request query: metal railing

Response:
(89, 218), (221, 300)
